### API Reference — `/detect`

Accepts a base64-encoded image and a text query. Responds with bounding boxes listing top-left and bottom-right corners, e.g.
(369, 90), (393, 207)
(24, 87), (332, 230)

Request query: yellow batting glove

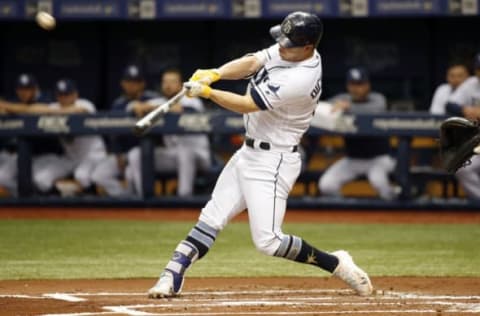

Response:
(184, 81), (212, 99)
(189, 69), (221, 85)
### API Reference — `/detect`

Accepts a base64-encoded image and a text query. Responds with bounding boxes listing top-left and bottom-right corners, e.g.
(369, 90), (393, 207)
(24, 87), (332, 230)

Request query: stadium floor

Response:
(1, 277), (479, 315)
(1, 208), (479, 315)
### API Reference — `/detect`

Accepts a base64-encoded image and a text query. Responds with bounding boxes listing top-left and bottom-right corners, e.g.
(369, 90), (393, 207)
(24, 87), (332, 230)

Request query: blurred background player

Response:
(0, 73), (57, 195)
(445, 53), (480, 199)
(127, 68), (211, 197)
(430, 63), (470, 115)
(91, 64), (157, 197)
(0, 79), (107, 196)
(318, 67), (398, 200)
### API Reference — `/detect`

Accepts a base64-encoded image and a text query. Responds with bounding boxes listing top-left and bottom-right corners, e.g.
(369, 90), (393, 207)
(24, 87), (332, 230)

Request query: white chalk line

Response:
(43, 293), (87, 302)
(39, 289), (480, 300)
(42, 313), (117, 316)
(59, 288), (353, 296)
(24, 289), (480, 316)
(109, 300), (480, 308)
(0, 294), (49, 299)
(40, 311), (480, 316)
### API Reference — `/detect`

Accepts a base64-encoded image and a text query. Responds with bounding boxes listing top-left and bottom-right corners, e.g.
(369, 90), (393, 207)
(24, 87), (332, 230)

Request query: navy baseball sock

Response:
(165, 221), (218, 275)
(274, 235), (339, 273)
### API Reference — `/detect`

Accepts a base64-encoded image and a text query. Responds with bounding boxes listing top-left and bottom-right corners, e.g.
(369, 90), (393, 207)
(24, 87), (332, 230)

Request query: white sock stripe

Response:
(275, 235), (291, 258)
(182, 240), (200, 262)
(166, 261), (184, 274)
(286, 236), (302, 260)
(177, 242), (198, 260)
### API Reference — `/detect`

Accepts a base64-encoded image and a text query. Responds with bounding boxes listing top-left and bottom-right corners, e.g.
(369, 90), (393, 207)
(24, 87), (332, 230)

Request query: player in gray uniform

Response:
(127, 68), (211, 197)
(1, 79), (107, 195)
(147, 12), (372, 298)
(430, 63), (469, 115)
(318, 67), (398, 200)
(446, 53), (480, 199)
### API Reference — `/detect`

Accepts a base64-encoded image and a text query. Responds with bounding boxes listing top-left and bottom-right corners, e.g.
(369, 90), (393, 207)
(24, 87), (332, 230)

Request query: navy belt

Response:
(245, 137), (298, 153)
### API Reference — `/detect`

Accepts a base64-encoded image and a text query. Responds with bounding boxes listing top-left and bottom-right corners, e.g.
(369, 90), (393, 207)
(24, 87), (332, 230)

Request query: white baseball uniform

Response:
(447, 76), (480, 199)
(430, 83), (453, 115)
(127, 96), (211, 197)
(199, 43), (322, 254)
(33, 99), (107, 192)
(150, 15), (372, 298)
(0, 150), (17, 194)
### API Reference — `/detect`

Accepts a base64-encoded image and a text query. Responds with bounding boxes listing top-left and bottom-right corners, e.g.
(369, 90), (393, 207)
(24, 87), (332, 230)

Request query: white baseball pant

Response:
(199, 144), (301, 255)
(0, 151), (17, 194)
(319, 155), (397, 200)
(127, 143), (211, 197)
(33, 152), (105, 192)
(91, 154), (132, 197)
(33, 154), (75, 192)
(73, 152), (106, 188)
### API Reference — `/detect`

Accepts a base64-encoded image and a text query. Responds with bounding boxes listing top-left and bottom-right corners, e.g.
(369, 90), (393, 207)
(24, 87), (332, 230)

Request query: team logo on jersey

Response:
(266, 83), (280, 97)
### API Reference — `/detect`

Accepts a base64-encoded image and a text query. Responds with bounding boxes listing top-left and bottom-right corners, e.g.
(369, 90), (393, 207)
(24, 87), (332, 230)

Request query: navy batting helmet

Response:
(270, 11), (323, 48)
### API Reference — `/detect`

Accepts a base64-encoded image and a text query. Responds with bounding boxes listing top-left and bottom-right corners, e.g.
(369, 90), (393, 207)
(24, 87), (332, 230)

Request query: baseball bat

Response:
(133, 87), (187, 136)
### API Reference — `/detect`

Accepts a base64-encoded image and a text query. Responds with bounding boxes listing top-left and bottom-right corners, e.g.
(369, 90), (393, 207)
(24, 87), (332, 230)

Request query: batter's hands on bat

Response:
(189, 69), (221, 85)
(184, 81), (212, 98)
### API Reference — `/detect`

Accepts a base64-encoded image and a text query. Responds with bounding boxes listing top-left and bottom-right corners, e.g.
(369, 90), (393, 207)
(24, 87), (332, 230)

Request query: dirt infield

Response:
(1, 208), (479, 315)
(1, 277), (479, 316)
(1, 207), (480, 223)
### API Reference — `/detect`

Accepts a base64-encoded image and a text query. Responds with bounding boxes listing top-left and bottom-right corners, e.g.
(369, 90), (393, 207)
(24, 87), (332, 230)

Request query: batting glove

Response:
(184, 81), (212, 99)
(189, 69), (221, 85)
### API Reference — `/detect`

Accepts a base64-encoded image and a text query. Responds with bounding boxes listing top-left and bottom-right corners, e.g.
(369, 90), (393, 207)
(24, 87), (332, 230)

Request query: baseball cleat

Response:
(332, 250), (373, 296)
(148, 270), (184, 298)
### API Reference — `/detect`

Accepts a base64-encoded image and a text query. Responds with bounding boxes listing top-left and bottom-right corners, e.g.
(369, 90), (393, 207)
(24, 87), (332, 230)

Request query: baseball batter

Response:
(148, 12), (372, 298)
(445, 53), (480, 199)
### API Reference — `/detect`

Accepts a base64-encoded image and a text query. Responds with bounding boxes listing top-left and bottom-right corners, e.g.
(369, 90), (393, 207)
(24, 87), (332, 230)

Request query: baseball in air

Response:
(35, 11), (56, 30)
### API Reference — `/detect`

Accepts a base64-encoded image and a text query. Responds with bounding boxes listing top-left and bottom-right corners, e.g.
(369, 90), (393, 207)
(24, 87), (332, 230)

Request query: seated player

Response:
(91, 64), (157, 197)
(0, 79), (107, 196)
(318, 67), (398, 200)
(430, 63), (469, 115)
(127, 68), (211, 197)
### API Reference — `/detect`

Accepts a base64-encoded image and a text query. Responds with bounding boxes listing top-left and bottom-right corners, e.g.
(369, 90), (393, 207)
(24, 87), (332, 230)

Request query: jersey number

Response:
(310, 77), (322, 100)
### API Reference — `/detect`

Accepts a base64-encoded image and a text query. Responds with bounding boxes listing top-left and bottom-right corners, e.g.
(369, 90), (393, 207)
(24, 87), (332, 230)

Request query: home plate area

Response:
(1, 277), (480, 316)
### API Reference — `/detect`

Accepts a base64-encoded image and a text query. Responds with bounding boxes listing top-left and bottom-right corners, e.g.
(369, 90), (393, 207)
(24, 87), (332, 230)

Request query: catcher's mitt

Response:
(439, 117), (480, 173)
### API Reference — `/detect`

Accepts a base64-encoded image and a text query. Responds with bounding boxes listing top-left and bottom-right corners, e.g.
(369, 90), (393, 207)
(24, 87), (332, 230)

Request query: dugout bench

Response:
(0, 111), (473, 209)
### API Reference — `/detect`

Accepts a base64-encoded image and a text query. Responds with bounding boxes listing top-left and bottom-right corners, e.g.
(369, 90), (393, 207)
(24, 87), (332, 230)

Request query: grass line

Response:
(0, 220), (478, 280)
